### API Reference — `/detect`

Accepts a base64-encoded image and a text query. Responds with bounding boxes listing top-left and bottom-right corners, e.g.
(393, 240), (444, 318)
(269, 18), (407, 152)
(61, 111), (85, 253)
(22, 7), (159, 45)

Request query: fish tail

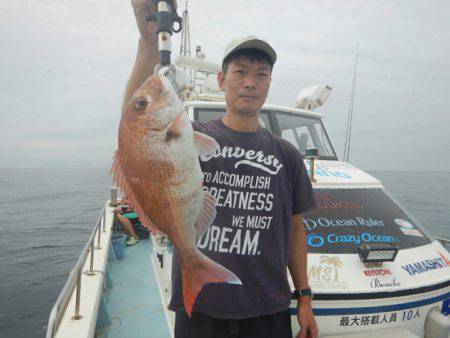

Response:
(181, 254), (241, 317)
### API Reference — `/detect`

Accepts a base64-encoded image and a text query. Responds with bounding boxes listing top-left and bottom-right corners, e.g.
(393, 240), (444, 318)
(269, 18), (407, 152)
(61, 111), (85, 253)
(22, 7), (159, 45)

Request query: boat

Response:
(46, 5), (450, 338)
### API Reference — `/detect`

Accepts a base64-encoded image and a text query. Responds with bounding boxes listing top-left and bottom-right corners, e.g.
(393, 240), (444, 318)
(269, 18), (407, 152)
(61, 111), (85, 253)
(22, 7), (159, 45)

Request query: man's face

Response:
(218, 57), (271, 117)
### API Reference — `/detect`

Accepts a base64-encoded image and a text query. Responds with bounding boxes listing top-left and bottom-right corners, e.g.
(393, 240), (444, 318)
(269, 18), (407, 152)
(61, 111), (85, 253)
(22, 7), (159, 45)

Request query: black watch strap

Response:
(293, 288), (312, 298)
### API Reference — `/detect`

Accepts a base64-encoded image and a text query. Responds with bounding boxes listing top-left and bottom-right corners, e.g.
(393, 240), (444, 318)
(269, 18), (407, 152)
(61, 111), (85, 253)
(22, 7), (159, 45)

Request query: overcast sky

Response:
(0, 0), (449, 171)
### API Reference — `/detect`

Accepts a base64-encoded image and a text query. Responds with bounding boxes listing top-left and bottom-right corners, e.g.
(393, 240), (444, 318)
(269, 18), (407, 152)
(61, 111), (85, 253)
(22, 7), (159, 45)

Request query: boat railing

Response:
(435, 237), (450, 250)
(46, 206), (108, 338)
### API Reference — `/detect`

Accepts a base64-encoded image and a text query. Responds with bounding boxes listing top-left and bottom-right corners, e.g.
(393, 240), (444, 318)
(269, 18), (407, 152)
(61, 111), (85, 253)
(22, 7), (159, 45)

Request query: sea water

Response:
(0, 168), (448, 338)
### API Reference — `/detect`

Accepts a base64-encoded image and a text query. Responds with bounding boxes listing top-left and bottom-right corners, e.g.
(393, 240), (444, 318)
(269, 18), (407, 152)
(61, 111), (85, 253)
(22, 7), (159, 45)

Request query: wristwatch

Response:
(293, 288), (313, 299)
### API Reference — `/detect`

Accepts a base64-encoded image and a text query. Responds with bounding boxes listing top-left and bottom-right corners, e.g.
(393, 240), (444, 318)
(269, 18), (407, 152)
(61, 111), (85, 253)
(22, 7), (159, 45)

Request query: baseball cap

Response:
(222, 35), (277, 67)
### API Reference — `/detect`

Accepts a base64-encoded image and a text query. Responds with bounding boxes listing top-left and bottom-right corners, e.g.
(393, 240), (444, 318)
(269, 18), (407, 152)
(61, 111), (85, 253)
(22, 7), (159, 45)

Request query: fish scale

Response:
(110, 70), (241, 316)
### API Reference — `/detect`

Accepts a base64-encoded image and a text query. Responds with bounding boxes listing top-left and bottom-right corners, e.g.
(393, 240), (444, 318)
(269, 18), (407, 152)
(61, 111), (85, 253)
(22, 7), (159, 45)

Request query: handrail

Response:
(44, 203), (448, 338)
(46, 206), (108, 338)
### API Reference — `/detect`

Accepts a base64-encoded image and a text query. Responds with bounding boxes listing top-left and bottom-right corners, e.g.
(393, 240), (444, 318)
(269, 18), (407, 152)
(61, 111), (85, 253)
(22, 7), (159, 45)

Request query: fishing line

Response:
(59, 206), (103, 225)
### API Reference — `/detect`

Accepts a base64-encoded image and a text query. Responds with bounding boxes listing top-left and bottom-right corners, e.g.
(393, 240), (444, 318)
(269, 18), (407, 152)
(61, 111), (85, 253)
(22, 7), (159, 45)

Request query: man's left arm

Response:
(288, 214), (318, 338)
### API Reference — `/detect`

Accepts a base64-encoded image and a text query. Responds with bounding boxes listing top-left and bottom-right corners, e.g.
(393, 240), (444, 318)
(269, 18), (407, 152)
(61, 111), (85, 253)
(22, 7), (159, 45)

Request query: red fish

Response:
(110, 73), (241, 316)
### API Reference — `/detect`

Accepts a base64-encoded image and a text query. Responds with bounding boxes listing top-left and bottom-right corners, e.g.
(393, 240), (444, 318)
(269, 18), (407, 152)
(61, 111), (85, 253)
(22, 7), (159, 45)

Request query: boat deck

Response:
(107, 238), (171, 338)
(46, 204), (450, 338)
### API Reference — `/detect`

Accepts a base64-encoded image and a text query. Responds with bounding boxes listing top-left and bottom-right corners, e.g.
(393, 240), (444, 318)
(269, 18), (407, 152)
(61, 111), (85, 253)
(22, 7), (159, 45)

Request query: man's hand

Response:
(296, 298), (318, 338)
(131, 0), (157, 42)
(130, 0), (178, 42)
(122, 0), (178, 109)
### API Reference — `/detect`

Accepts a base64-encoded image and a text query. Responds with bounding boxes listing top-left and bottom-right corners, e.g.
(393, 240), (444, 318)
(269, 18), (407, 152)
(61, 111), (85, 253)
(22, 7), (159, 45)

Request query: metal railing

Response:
(435, 237), (450, 250)
(46, 206), (108, 338)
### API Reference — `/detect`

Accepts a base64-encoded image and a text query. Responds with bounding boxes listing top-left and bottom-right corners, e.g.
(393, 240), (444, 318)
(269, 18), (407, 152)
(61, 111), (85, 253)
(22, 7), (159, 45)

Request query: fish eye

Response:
(133, 97), (148, 112)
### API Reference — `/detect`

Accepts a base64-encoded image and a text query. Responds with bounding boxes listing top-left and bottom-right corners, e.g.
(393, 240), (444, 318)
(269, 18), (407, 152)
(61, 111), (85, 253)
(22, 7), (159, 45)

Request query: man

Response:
(124, 1), (318, 337)
(113, 196), (140, 246)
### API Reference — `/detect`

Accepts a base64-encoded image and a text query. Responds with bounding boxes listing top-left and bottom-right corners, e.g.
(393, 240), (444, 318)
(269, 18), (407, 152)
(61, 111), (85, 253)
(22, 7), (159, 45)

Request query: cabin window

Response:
(194, 108), (337, 160)
(275, 112), (337, 160)
(281, 125), (315, 153)
(313, 123), (335, 157)
(302, 188), (432, 253)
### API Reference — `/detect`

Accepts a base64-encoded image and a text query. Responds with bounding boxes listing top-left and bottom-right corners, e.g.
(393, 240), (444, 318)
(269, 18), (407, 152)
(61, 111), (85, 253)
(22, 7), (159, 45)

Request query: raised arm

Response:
(122, 0), (160, 111)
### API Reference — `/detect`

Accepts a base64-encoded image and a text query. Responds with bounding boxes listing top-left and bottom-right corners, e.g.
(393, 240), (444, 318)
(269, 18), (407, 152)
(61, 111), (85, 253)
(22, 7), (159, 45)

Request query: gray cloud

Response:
(0, 0), (449, 170)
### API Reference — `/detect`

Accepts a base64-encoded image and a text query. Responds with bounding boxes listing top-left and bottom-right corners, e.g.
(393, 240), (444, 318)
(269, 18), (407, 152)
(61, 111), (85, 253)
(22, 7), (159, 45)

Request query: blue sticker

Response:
(442, 298), (450, 316)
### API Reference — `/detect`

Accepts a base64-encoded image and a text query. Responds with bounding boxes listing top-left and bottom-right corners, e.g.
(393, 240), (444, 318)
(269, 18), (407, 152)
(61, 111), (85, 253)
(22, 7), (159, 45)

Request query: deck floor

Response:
(107, 238), (171, 338)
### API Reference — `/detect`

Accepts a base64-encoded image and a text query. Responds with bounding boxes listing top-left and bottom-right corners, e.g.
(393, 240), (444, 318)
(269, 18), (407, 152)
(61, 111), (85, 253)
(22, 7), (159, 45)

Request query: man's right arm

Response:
(122, 0), (161, 111)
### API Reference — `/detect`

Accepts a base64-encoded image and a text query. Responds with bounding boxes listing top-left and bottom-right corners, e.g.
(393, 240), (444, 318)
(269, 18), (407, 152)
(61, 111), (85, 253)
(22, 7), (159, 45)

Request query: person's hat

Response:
(222, 35), (277, 66)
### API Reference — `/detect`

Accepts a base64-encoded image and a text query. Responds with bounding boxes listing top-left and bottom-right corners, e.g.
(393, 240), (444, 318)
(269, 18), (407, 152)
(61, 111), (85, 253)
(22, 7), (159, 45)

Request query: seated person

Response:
(114, 197), (140, 246)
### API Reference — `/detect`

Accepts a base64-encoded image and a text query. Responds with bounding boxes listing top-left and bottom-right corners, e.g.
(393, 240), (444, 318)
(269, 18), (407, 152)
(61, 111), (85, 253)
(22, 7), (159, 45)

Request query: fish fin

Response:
(195, 191), (217, 239)
(166, 112), (185, 141)
(109, 151), (159, 234)
(193, 132), (220, 160)
(181, 253), (241, 317)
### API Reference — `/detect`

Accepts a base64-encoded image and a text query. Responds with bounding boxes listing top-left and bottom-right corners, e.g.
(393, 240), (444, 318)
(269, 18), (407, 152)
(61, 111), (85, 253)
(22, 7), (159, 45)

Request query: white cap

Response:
(222, 35), (277, 67)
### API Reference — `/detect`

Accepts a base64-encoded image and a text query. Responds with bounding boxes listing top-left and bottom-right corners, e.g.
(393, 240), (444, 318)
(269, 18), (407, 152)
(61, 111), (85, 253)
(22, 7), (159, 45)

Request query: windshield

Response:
(303, 188), (432, 254)
(274, 112), (336, 160)
(194, 108), (337, 160)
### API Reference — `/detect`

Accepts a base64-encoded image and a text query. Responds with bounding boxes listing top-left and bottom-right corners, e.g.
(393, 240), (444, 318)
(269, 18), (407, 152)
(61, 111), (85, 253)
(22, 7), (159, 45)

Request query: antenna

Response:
(343, 43), (359, 163)
(179, 1), (191, 57)
(179, 1), (192, 82)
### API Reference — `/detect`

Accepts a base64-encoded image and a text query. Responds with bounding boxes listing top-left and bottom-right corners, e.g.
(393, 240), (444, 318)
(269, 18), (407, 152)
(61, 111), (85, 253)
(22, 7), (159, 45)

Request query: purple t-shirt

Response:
(168, 118), (316, 319)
